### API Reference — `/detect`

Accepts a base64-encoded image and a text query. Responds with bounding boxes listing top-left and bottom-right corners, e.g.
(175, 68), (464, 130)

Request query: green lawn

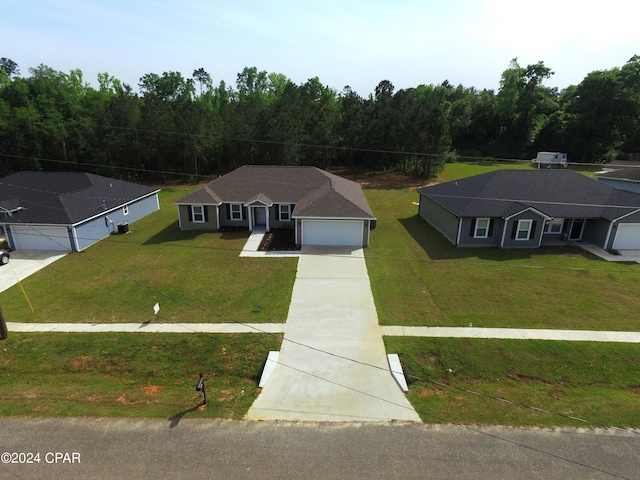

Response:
(364, 167), (640, 330)
(0, 186), (298, 324)
(0, 332), (280, 419)
(385, 337), (640, 428)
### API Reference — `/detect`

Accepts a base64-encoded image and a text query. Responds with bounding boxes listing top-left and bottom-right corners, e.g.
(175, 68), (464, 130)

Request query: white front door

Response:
(253, 207), (266, 226)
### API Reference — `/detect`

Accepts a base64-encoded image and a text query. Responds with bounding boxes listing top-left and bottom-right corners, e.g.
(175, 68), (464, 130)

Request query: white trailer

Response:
(532, 152), (568, 167)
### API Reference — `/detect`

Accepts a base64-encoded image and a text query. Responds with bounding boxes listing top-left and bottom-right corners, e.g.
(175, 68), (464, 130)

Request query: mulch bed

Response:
(258, 229), (300, 251)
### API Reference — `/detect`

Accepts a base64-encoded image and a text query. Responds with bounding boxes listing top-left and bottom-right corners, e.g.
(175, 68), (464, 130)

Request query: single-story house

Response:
(596, 167), (640, 194)
(174, 165), (376, 247)
(0, 171), (160, 252)
(417, 170), (640, 250)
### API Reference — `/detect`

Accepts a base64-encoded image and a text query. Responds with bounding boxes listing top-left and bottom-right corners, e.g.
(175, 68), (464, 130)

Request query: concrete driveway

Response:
(619, 250), (640, 263)
(247, 246), (420, 422)
(0, 250), (67, 293)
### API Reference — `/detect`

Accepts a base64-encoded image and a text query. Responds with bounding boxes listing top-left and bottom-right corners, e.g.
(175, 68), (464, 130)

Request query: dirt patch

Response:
(217, 389), (235, 402)
(115, 394), (133, 404)
(333, 168), (434, 189)
(143, 385), (164, 396)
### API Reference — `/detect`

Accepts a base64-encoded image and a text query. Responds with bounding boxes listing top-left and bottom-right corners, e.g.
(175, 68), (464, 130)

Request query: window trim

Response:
(278, 204), (291, 222)
(545, 217), (564, 234)
(229, 203), (243, 221)
(474, 218), (490, 238)
(122, 204), (129, 216)
(192, 205), (205, 223)
(516, 219), (533, 240)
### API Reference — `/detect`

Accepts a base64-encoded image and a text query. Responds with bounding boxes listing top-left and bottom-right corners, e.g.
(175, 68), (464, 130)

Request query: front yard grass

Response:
(364, 186), (640, 330)
(384, 337), (640, 428)
(0, 332), (281, 419)
(0, 186), (298, 324)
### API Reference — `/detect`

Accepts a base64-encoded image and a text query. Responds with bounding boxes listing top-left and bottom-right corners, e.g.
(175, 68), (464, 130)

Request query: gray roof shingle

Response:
(0, 172), (159, 225)
(418, 170), (640, 221)
(175, 165), (375, 219)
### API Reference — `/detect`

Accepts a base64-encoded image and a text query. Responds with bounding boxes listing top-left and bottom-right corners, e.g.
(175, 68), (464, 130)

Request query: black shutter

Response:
(469, 218), (476, 237)
(204, 206), (209, 222)
(511, 222), (517, 239)
(488, 219), (494, 237)
(226, 204), (230, 219)
(188, 205), (193, 222)
(530, 221), (537, 240)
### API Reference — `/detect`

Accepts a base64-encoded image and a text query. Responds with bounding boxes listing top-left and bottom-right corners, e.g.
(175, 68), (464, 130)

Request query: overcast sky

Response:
(3, 0), (639, 96)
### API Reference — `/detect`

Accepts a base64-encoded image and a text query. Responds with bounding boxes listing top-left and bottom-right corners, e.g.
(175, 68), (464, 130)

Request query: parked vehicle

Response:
(0, 249), (10, 265)
(532, 151), (568, 168)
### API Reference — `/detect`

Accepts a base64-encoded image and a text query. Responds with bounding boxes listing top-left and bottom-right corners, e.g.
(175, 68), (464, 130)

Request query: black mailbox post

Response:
(195, 372), (206, 405)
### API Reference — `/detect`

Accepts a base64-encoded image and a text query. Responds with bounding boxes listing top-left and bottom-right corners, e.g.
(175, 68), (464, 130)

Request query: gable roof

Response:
(598, 167), (640, 182)
(175, 165), (375, 219)
(0, 171), (159, 225)
(418, 170), (640, 221)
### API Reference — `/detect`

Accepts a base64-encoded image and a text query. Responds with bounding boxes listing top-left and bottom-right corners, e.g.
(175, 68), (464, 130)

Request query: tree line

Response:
(0, 56), (639, 181)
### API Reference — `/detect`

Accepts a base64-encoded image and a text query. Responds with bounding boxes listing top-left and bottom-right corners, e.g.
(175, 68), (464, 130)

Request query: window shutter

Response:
(188, 205), (193, 222)
(530, 221), (537, 240)
(469, 218), (476, 237)
(488, 219), (493, 237)
(511, 222), (517, 239)
(226, 204), (230, 219)
(204, 206), (209, 222)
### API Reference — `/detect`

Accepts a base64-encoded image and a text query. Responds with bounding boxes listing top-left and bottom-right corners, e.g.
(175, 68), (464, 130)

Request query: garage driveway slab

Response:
(246, 246), (420, 422)
(0, 250), (67, 293)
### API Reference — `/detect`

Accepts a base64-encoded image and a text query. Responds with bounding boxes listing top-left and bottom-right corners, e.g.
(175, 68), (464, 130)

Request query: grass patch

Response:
(385, 337), (640, 428)
(437, 161), (533, 183)
(0, 186), (297, 324)
(0, 332), (280, 419)
(364, 185), (640, 330)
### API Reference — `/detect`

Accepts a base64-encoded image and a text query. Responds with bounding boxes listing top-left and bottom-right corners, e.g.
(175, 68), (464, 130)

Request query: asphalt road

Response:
(1, 417), (638, 480)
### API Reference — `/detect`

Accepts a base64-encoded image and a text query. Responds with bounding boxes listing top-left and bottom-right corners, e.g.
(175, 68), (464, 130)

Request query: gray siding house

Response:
(175, 165), (376, 247)
(418, 170), (640, 251)
(597, 168), (640, 194)
(0, 172), (160, 252)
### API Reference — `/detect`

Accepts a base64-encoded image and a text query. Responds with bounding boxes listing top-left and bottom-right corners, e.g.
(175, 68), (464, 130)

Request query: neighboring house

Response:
(596, 168), (640, 194)
(174, 165), (376, 247)
(417, 170), (640, 250)
(0, 172), (160, 252)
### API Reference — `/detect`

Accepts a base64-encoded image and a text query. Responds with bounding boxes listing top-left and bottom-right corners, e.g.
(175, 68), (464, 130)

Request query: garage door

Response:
(10, 225), (73, 251)
(301, 220), (363, 246)
(613, 223), (640, 250)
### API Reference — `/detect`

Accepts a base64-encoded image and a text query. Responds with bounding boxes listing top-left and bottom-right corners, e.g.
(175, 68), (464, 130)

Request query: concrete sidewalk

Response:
(246, 246), (421, 422)
(8, 322), (640, 342)
(381, 326), (640, 343)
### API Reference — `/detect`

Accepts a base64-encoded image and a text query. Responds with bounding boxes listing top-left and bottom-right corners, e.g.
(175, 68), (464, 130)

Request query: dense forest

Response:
(1, 55), (639, 181)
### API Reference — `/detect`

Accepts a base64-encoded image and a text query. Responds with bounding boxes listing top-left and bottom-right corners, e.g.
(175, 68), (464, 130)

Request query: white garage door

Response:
(302, 220), (363, 246)
(10, 225), (73, 251)
(613, 223), (640, 250)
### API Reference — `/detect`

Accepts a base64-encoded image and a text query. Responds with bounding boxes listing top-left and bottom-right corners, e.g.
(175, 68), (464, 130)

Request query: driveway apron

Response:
(246, 246), (420, 422)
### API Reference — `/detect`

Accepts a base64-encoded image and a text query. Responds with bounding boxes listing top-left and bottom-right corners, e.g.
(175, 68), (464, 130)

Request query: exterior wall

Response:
(75, 194), (160, 250)
(457, 218), (505, 247)
(501, 211), (545, 248)
(178, 205), (219, 230)
(597, 177), (640, 194)
(582, 219), (611, 249)
(219, 203), (249, 229)
(269, 204), (295, 229)
(362, 220), (370, 247)
(418, 195), (459, 244)
(606, 210), (640, 250)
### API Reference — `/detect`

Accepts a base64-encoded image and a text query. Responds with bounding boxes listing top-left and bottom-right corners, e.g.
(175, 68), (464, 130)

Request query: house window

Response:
(279, 204), (291, 221)
(192, 205), (205, 223)
(122, 205), (129, 216)
(516, 219), (533, 240)
(474, 218), (491, 238)
(230, 203), (243, 221)
(545, 217), (564, 233)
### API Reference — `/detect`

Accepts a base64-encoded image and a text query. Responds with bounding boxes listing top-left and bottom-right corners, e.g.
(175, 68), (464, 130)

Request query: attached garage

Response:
(301, 219), (364, 247)
(612, 223), (640, 250)
(9, 225), (72, 252)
